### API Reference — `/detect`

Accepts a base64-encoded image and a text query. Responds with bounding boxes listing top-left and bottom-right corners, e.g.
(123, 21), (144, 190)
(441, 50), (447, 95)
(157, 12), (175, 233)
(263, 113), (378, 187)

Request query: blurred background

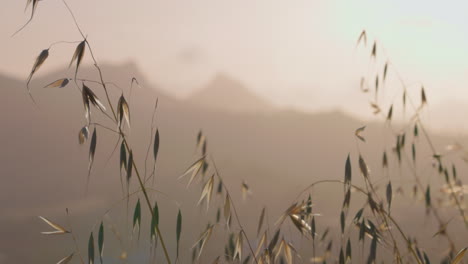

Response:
(2, 0), (468, 131)
(1, 0), (468, 263)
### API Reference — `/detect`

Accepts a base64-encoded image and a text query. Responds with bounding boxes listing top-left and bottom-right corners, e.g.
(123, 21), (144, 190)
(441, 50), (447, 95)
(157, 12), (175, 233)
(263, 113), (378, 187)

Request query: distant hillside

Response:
(1, 64), (467, 263)
(186, 72), (275, 113)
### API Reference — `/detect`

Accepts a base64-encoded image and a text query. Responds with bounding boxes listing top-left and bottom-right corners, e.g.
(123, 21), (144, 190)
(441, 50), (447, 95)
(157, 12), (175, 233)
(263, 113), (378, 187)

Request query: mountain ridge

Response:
(186, 72), (276, 113)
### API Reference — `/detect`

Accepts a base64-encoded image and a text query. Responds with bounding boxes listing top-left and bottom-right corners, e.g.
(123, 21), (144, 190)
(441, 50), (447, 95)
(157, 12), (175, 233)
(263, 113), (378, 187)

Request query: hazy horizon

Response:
(2, 59), (467, 135)
(2, 0), (468, 133)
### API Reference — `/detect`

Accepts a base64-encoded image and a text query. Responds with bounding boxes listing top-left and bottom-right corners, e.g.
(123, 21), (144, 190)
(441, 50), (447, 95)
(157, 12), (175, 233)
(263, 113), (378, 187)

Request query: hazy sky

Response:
(2, 0), (468, 124)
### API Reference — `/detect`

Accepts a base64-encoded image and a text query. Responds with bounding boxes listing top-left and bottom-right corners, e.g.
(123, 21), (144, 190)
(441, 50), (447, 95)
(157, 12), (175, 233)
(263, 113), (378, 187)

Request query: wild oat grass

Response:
(13, 2), (468, 264)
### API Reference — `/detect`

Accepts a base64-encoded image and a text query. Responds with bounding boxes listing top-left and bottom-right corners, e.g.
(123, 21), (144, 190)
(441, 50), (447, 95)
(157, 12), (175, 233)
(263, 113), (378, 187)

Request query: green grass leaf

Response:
(69, 40), (86, 79)
(345, 154), (352, 188)
(127, 150), (133, 185)
(120, 141), (127, 172)
(98, 222), (104, 264)
(153, 130), (160, 162)
(150, 201), (159, 241)
(386, 181), (392, 212)
(27, 49), (49, 89)
(88, 232), (95, 264)
(176, 209), (182, 258)
(133, 199), (141, 239)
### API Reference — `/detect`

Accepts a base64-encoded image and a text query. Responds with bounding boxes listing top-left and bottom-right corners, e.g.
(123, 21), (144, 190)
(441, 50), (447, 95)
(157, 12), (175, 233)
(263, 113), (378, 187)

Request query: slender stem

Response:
(377, 113), (458, 249)
(75, 78), (124, 93)
(66, 208), (85, 264)
(417, 119), (467, 229)
(124, 139), (172, 263)
(400, 150), (457, 249)
(210, 156), (259, 264)
(363, 172), (403, 260)
(48, 40), (82, 49)
(390, 63), (461, 223)
(372, 64), (459, 249)
(90, 122), (120, 134)
(293, 179), (422, 264)
(62, 1), (172, 262)
(144, 99), (159, 183)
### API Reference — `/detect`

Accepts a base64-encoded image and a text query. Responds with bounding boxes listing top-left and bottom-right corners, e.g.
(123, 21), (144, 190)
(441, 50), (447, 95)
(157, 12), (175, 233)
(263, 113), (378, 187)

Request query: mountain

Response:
(186, 72), (275, 113)
(1, 64), (467, 263)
